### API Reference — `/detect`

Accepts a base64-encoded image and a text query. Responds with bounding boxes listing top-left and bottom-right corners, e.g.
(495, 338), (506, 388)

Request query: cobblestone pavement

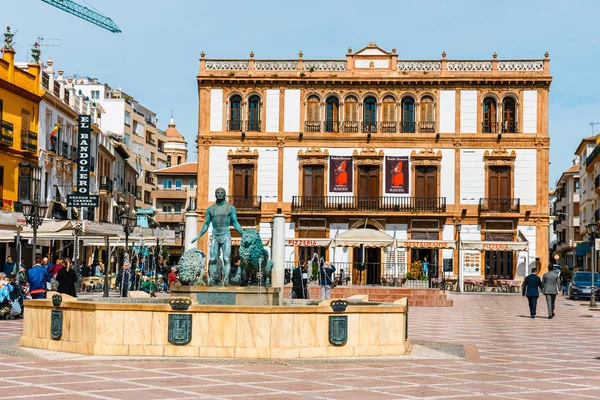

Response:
(1, 294), (599, 399)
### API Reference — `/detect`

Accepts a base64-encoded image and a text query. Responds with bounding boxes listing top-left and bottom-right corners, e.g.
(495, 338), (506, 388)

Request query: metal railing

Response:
(418, 121), (436, 133)
(479, 198), (520, 213)
(304, 121), (321, 132)
(61, 141), (70, 158)
(227, 195), (262, 211)
(64, 89), (70, 105)
(99, 176), (114, 194)
(71, 146), (77, 161)
(246, 120), (261, 132)
(0, 120), (14, 146)
(324, 120), (340, 133)
(292, 196), (446, 212)
(361, 121), (378, 133)
(400, 121), (416, 133)
(342, 121), (359, 133)
(53, 81), (61, 98)
(482, 121), (499, 133)
(502, 120), (518, 133)
(41, 72), (49, 89)
(227, 119), (243, 131)
(380, 121), (397, 133)
(20, 130), (37, 152)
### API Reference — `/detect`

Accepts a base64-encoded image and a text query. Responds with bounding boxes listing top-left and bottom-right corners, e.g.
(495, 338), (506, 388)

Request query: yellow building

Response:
(0, 27), (42, 211)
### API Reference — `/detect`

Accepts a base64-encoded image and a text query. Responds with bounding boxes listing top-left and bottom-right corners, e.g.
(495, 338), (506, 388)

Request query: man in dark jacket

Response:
(116, 263), (134, 297)
(292, 259), (309, 299)
(27, 256), (50, 299)
(319, 262), (336, 300)
(3, 256), (15, 276)
(522, 267), (543, 318)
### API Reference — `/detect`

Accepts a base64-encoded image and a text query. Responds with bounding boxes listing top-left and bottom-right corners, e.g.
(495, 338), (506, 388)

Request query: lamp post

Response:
(456, 221), (463, 292)
(587, 223), (597, 308)
(178, 218), (186, 256)
(118, 200), (135, 265)
(18, 162), (48, 265)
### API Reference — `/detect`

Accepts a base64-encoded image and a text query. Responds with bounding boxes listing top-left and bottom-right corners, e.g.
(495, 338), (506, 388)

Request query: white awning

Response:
(0, 211), (26, 228)
(332, 229), (395, 248)
(461, 240), (529, 251)
(396, 240), (456, 249)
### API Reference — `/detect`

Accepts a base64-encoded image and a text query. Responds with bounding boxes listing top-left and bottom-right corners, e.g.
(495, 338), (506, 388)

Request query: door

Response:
(485, 251), (513, 279)
(302, 165), (324, 210)
(415, 166), (438, 211)
(363, 97), (377, 133)
(411, 249), (437, 278)
(325, 97), (339, 132)
(402, 97), (415, 133)
(357, 165), (380, 210)
(230, 95), (242, 131)
(232, 164), (254, 209)
(483, 98), (497, 133)
(248, 95), (260, 131)
(352, 245), (382, 284)
(489, 166), (511, 211)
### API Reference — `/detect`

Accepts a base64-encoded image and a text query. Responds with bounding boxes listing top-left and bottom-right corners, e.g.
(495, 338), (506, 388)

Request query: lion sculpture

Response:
(231, 229), (273, 286)
(177, 248), (207, 285)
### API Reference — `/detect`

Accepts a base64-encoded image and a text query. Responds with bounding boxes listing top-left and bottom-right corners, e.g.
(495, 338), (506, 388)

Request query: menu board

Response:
(462, 250), (482, 276)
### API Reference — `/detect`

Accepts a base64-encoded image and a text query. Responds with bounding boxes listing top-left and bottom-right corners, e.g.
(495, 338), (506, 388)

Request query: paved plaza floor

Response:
(1, 294), (599, 399)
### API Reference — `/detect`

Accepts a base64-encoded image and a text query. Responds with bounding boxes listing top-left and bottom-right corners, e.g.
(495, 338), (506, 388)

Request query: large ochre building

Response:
(195, 43), (551, 282)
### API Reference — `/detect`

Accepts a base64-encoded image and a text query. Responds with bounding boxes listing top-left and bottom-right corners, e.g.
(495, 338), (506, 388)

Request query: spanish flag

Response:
(50, 124), (59, 137)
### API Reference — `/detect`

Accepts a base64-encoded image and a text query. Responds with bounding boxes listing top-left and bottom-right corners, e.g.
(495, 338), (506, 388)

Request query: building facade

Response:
(195, 43), (551, 282)
(551, 160), (581, 268)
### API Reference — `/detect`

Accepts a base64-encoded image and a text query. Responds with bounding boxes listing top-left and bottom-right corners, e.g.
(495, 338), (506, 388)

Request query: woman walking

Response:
(56, 259), (78, 297)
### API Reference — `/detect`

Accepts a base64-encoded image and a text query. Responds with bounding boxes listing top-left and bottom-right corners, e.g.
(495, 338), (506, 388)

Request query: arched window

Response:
(419, 96), (435, 133)
(325, 96), (339, 133)
(381, 96), (396, 133)
(482, 97), (498, 133)
(166, 155), (171, 167)
(343, 95), (358, 133)
(502, 97), (517, 133)
(401, 97), (415, 133)
(247, 95), (261, 132)
(177, 156), (182, 165)
(306, 95), (320, 132)
(362, 96), (377, 133)
(228, 95), (242, 131)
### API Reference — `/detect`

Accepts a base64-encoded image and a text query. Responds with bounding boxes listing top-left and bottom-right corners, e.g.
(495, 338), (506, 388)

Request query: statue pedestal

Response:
(171, 285), (282, 306)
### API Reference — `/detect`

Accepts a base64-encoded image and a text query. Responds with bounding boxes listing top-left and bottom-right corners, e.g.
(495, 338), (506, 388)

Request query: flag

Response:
(50, 124), (59, 137)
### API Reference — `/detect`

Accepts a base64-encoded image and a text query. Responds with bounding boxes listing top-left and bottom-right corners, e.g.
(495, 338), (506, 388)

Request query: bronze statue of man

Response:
(191, 188), (243, 285)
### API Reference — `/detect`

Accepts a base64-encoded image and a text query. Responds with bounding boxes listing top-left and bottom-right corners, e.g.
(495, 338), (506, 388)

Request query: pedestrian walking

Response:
(56, 260), (78, 297)
(542, 264), (561, 319)
(559, 266), (573, 295)
(27, 256), (50, 299)
(116, 263), (133, 297)
(319, 262), (336, 300)
(292, 259), (309, 299)
(522, 267), (542, 318)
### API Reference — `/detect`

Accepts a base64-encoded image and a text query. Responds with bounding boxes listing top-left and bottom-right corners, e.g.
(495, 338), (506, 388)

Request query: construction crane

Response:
(41, 0), (121, 33)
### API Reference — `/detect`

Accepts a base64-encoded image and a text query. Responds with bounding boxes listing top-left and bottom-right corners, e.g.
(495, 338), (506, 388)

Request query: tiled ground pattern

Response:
(1, 294), (599, 399)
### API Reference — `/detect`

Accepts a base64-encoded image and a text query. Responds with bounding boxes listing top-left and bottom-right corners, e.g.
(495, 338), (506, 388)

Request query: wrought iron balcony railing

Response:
(227, 119), (243, 131)
(61, 141), (70, 158)
(20, 130), (38, 152)
(71, 146), (77, 161)
(380, 121), (397, 133)
(0, 120), (14, 146)
(227, 195), (262, 211)
(246, 120), (261, 132)
(479, 198), (520, 213)
(482, 121), (499, 133)
(418, 121), (436, 133)
(361, 121), (378, 133)
(99, 176), (114, 194)
(502, 121), (518, 133)
(291, 196), (446, 213)
(400, 121), (416, 133)
(324, 120), (340, 133)
(342, 121), (359, 133)
(304, 121), (321, 132)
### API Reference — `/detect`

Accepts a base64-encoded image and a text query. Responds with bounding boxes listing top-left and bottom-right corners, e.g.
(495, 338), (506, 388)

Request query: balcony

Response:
(479, 198), (520, 213)
(502, 120), (518, 133)
(20, 130), (38, 152)
(53, 81), (60, 97)
(146, 138), (156, 145)
(155, 212), (184, 224)
(90, 156), (95, 173)
(418, 121), (436, 133)
(71, 146), (77, 161)
(304, 121), (321, 132)
(482, 122), (499, 133)
(324, 121), (340, 133)
(246, 120), (261, 132)
(60, 141), (70, 158)
(227, 195), (262, 211)
(291, 196), (446, 213)
(342, 121), (359, 133)
(145, 177), (155, 185)
(64, 89), (70, 105)
(595, 175), (600, 191)
(0, 121), (14, 146)
(585, 144), (600, 167)
(152, 189), (188, 200)
(227, 119), (243, 132)
(380, 121), (397, 133)
(41, 71), (49, 89)
(400, 121), (416, 133)
(99, 176), (114, 195)
(361, 121), (377, 133)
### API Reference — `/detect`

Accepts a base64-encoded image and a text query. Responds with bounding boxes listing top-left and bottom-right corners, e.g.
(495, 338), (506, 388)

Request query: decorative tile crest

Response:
(447, 61), (492, 71)
(303, 61), (347, 71)
(206, 61), (249, 71)
(498, 61), (544, 71)
(255, 61), (297, 71)
(397, 61), (442, 71)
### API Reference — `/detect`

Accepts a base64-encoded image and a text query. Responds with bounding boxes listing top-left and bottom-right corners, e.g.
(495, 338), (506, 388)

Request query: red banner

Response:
(329, 156), (353, 192)
(385, 156), (409, 194)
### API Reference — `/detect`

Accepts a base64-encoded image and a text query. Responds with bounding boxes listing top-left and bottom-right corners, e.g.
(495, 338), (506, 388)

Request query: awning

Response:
(576, 242), (591, 256)
(461, 240), (529, 251)
(396, 240), (456, 249)
(0, 211), (26, 228)
(332, 229), (395, 248)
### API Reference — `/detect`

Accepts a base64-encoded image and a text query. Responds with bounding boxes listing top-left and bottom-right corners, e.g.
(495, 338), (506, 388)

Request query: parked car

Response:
(568, 272), (600, 300)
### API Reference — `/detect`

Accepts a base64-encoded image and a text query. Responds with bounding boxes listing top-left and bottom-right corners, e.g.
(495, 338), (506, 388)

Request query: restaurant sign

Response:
(396, 240), (456, 249)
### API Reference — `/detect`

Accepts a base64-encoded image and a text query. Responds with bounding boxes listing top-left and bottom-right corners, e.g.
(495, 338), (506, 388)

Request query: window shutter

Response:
(345, 100), (357, 121)
(421, 101), (433, 122)
(307, 101), (319, 121)
(383, 102), (394, 122)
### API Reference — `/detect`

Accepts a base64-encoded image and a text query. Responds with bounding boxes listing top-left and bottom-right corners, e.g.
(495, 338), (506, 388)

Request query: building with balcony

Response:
(195, 43), (551, 283)
(152, 162), (196, 262)
(551, 159), (582, 268)
(71, 77), (169, 212)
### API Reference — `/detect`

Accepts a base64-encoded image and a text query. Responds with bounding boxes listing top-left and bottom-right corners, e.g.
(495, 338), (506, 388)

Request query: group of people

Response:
(522, 265), (564, 318)
(291, 258), (338, 301)
(114, 262), (179, 297)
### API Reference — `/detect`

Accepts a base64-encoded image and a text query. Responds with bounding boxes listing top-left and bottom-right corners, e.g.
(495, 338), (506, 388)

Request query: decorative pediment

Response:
(298, 146), (329, 157)
(354, 42), (390, 56)
(352, 147), (384, 166)
(483, 147), (516, 168)
(353, 147), (384, 157)
(228, 146), (259, 160)
(298, 147), (328, 167)
(410, 148), (442, 167)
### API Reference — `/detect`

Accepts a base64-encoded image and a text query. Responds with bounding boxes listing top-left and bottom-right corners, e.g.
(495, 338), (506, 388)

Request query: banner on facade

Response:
(76, 115), (92, 195)
(329, 156), (352, 192)
(385, 156), (409, 194)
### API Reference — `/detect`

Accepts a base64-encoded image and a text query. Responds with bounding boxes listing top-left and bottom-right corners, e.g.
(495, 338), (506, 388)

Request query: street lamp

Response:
(118, 199), (135, 264)
(18, 162), (48, 265)
(178, 218), (186, 256)
(456, 221), (463, 293)
(587, 223), (597, 308)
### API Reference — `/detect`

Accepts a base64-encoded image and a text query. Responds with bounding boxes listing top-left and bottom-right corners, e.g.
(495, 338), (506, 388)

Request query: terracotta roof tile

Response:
(153, 162), (197, 175)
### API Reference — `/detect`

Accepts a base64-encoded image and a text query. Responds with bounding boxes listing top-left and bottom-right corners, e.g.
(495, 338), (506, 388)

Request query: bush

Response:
(410, 261), (423, 279)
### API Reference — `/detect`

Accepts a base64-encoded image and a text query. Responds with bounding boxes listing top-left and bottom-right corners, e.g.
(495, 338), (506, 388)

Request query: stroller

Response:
(0, 282), (23, 320)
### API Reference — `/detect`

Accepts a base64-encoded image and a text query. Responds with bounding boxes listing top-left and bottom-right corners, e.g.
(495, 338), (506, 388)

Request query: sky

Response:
(3, 0), (600, 186)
